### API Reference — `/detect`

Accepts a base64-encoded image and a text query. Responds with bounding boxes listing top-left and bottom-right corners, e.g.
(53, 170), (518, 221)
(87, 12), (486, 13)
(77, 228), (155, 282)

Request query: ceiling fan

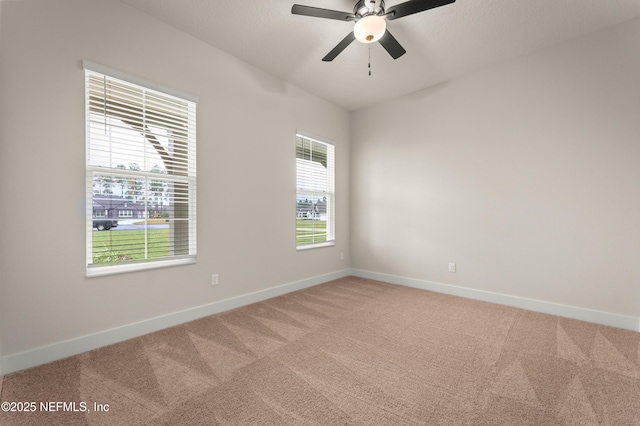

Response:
(291, 0), (455, 62)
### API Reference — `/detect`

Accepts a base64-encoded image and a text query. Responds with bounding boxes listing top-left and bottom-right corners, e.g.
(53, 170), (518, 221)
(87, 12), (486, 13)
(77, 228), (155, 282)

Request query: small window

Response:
(85, 61), (198, 276)
(296, 133), (335, 249)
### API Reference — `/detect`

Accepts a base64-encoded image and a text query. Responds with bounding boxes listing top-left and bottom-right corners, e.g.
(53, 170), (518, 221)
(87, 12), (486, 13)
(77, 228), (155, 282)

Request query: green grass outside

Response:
(92, 229), (169, 263)
(296, 219), (326, 228)
(296, 219), (327, 244)
(94, 221), (326, 262)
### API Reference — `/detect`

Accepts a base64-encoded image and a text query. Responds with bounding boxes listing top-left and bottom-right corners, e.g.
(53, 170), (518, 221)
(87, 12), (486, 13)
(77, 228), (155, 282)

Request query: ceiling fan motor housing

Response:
(354, 0), (386, 18)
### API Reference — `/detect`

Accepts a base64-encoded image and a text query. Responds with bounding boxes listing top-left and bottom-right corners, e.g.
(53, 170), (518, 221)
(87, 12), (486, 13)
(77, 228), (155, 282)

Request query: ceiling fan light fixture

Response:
(354, 15), (386, 43)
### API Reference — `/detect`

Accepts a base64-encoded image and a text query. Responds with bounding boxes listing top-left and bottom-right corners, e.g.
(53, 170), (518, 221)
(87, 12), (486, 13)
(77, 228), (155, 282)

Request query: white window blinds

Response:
(85, 63), (197, 276)
(296, 133), (335, 248)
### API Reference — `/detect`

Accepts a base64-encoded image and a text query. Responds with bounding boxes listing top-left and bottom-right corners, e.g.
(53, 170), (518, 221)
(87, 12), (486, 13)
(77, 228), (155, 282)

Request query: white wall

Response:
(0, 0), (350, 372)
(351, 18), (640, 319)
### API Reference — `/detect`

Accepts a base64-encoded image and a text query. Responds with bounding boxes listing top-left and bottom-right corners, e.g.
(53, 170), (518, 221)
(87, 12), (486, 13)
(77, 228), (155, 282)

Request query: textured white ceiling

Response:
(119, 0), (640, 111)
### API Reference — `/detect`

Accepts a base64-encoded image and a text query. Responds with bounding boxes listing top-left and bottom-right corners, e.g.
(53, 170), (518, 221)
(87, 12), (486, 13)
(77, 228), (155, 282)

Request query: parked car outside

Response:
(93, 219), (118, 231)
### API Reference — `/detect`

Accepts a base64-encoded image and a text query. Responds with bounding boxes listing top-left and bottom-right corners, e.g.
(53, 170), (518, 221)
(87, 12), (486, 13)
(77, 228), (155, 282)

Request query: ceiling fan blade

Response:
(292, 4), (356, 21)
(322, 32), (356, 62)
(378, 30), (406, 59)
(385, 0), (455, 21)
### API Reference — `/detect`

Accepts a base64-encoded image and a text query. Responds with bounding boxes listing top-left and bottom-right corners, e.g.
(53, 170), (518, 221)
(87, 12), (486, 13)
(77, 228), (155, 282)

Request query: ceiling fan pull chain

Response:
(368, 43), (372, 76)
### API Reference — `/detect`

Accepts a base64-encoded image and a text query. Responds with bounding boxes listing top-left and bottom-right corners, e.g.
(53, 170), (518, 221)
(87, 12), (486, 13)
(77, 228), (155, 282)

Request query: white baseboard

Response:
(3, 268), (638, 376)
(351, 269), (640, 332)
(1, 269), (351, 376)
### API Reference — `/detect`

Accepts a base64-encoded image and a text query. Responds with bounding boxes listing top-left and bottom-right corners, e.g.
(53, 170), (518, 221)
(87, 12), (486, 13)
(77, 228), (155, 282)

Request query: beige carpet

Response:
(1, 276), (639, 425)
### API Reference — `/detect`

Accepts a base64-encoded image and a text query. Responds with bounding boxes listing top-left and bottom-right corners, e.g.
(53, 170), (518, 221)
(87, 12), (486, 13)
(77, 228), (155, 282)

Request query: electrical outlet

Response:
(340, 252), (344, 260)
(211, 274), (219, 286)
(449, 263), (456, 273)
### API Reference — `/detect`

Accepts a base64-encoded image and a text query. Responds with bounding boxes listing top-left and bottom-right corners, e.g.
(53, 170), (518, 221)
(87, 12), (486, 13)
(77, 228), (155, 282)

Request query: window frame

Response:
(84, 61), (198, 277)
(295, 131), (336, 250)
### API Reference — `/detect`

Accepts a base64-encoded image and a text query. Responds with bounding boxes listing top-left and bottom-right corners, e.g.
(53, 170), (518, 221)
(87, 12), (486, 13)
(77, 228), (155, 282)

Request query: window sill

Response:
(296, 241), (335, 251)
(86, 257), (196, 278)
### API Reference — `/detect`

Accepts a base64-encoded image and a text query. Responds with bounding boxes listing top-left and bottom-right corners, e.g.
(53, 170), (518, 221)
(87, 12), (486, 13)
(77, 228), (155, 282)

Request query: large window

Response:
(85, 61), (197, 276)
(296, 133), (335, 249)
